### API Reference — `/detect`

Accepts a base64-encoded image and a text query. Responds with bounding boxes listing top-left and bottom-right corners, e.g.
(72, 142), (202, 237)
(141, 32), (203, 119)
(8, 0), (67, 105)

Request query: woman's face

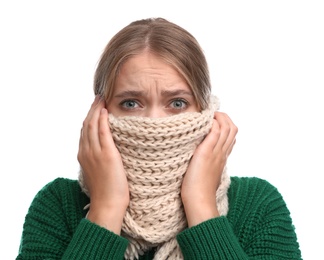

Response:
(107, 52), (199, 117)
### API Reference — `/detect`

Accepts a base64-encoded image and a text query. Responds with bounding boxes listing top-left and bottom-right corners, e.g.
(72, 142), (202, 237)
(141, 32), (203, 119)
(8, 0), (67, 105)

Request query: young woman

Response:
(17, 18), (302, 259)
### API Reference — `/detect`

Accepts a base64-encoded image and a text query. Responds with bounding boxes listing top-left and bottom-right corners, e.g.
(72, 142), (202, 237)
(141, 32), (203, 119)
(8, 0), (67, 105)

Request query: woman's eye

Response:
(170, 99), (188, 109)
(121, 100), (139, 109)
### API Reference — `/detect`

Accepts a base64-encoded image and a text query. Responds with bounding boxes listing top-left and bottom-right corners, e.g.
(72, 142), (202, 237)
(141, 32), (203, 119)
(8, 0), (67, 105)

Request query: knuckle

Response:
(233, 125), (238, 134)
(77, 152), (82, 163)
(98, 126), (107, 136)
(222, 124), (231, 134)
(87, 120), (96, 131)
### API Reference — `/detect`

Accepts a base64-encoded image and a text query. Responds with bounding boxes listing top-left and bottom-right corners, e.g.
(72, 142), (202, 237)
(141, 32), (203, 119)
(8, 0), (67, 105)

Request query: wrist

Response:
(86, 203), (127, 235)
(183, 199), (219, 227)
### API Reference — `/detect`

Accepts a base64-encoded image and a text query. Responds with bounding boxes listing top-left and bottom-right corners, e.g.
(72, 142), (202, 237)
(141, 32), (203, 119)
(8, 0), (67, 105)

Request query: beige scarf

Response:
(79, 96), (230, 259)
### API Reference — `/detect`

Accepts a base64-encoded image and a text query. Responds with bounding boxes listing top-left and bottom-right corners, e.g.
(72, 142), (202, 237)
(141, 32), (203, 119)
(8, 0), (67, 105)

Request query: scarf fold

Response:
(79, 96), (230, 259)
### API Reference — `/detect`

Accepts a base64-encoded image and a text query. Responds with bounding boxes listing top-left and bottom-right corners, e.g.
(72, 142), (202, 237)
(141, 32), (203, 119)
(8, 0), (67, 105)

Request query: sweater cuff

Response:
(62, 218), (128, 259)
(177, 216), (247, 259)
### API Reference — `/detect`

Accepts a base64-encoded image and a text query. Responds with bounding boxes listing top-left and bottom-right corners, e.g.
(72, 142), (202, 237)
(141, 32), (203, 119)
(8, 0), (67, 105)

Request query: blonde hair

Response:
(94, 17), (211, 110)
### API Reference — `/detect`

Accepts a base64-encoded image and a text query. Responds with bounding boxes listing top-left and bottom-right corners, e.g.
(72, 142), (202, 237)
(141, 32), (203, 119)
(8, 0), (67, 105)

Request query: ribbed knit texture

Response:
(17, 177), (302, 259)
(79, 96), (231, 259)
(17, 178), (129, 260)
(177, 177), (302, 259)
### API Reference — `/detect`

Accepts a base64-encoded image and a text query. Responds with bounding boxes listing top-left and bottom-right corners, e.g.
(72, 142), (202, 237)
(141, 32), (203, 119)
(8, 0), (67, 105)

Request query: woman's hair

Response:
(94, 17), (211, 110)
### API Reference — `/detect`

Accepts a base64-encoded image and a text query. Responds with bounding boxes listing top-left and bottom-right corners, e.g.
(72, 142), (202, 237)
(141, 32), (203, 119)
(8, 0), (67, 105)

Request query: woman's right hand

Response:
(77, 95), (129, 234)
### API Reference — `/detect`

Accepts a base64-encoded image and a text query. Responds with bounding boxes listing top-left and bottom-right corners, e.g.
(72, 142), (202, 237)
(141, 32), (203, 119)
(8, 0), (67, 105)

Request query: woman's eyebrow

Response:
(114, 89), (193, 98)
(161, 89), (193, 97)
(114, 90), (144, 98)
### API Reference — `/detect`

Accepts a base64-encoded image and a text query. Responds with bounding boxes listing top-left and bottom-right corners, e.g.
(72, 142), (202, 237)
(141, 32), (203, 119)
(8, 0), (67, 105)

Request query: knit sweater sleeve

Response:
(16, 178), (128, 260)
(176, 177), (302, 259)
(177, 216), (247, 259)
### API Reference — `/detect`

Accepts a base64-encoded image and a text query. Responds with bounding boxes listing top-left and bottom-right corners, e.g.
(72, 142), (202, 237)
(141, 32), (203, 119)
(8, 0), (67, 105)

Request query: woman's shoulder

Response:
(32, 177), (89, 213)
(227, 176), (289, 216)
(229, 176), (279, 194)
(230, 175), (273, 183)
(36, 177), (81, 196)
(47, 177), (80, 187)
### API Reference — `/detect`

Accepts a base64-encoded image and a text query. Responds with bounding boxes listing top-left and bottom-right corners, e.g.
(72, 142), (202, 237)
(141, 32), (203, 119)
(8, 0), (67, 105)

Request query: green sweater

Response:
(17, 177), (302, 259)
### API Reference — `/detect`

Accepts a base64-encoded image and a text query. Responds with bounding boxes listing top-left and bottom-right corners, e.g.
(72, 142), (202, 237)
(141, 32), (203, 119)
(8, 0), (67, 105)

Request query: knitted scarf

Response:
(79, 96), (230, 259)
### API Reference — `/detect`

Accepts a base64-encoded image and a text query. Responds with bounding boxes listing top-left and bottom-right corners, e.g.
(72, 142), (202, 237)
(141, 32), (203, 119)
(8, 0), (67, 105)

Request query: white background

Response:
(1, 1), (323, 259)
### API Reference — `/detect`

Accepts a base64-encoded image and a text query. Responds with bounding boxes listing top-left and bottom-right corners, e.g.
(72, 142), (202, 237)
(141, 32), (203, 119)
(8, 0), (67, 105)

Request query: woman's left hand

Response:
(181, 112), (238, 227)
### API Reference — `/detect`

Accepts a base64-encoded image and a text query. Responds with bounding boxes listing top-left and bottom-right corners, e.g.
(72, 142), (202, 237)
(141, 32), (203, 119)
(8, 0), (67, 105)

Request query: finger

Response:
(78, 96), (103, 163)
(80, 95), (100, 143)
(83, 95), (102, 127)
(81, 96), (105, 151)
(213, 112), (237, 153)
(223, 116), (238, 153)
(212, 112), (229, 151)
(85, 98), (106, 150)
(78, 127), (84, 152)
(98, 108), (115, 150)
(195, 118), (220, 154)
(227, 138), (236, 157)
